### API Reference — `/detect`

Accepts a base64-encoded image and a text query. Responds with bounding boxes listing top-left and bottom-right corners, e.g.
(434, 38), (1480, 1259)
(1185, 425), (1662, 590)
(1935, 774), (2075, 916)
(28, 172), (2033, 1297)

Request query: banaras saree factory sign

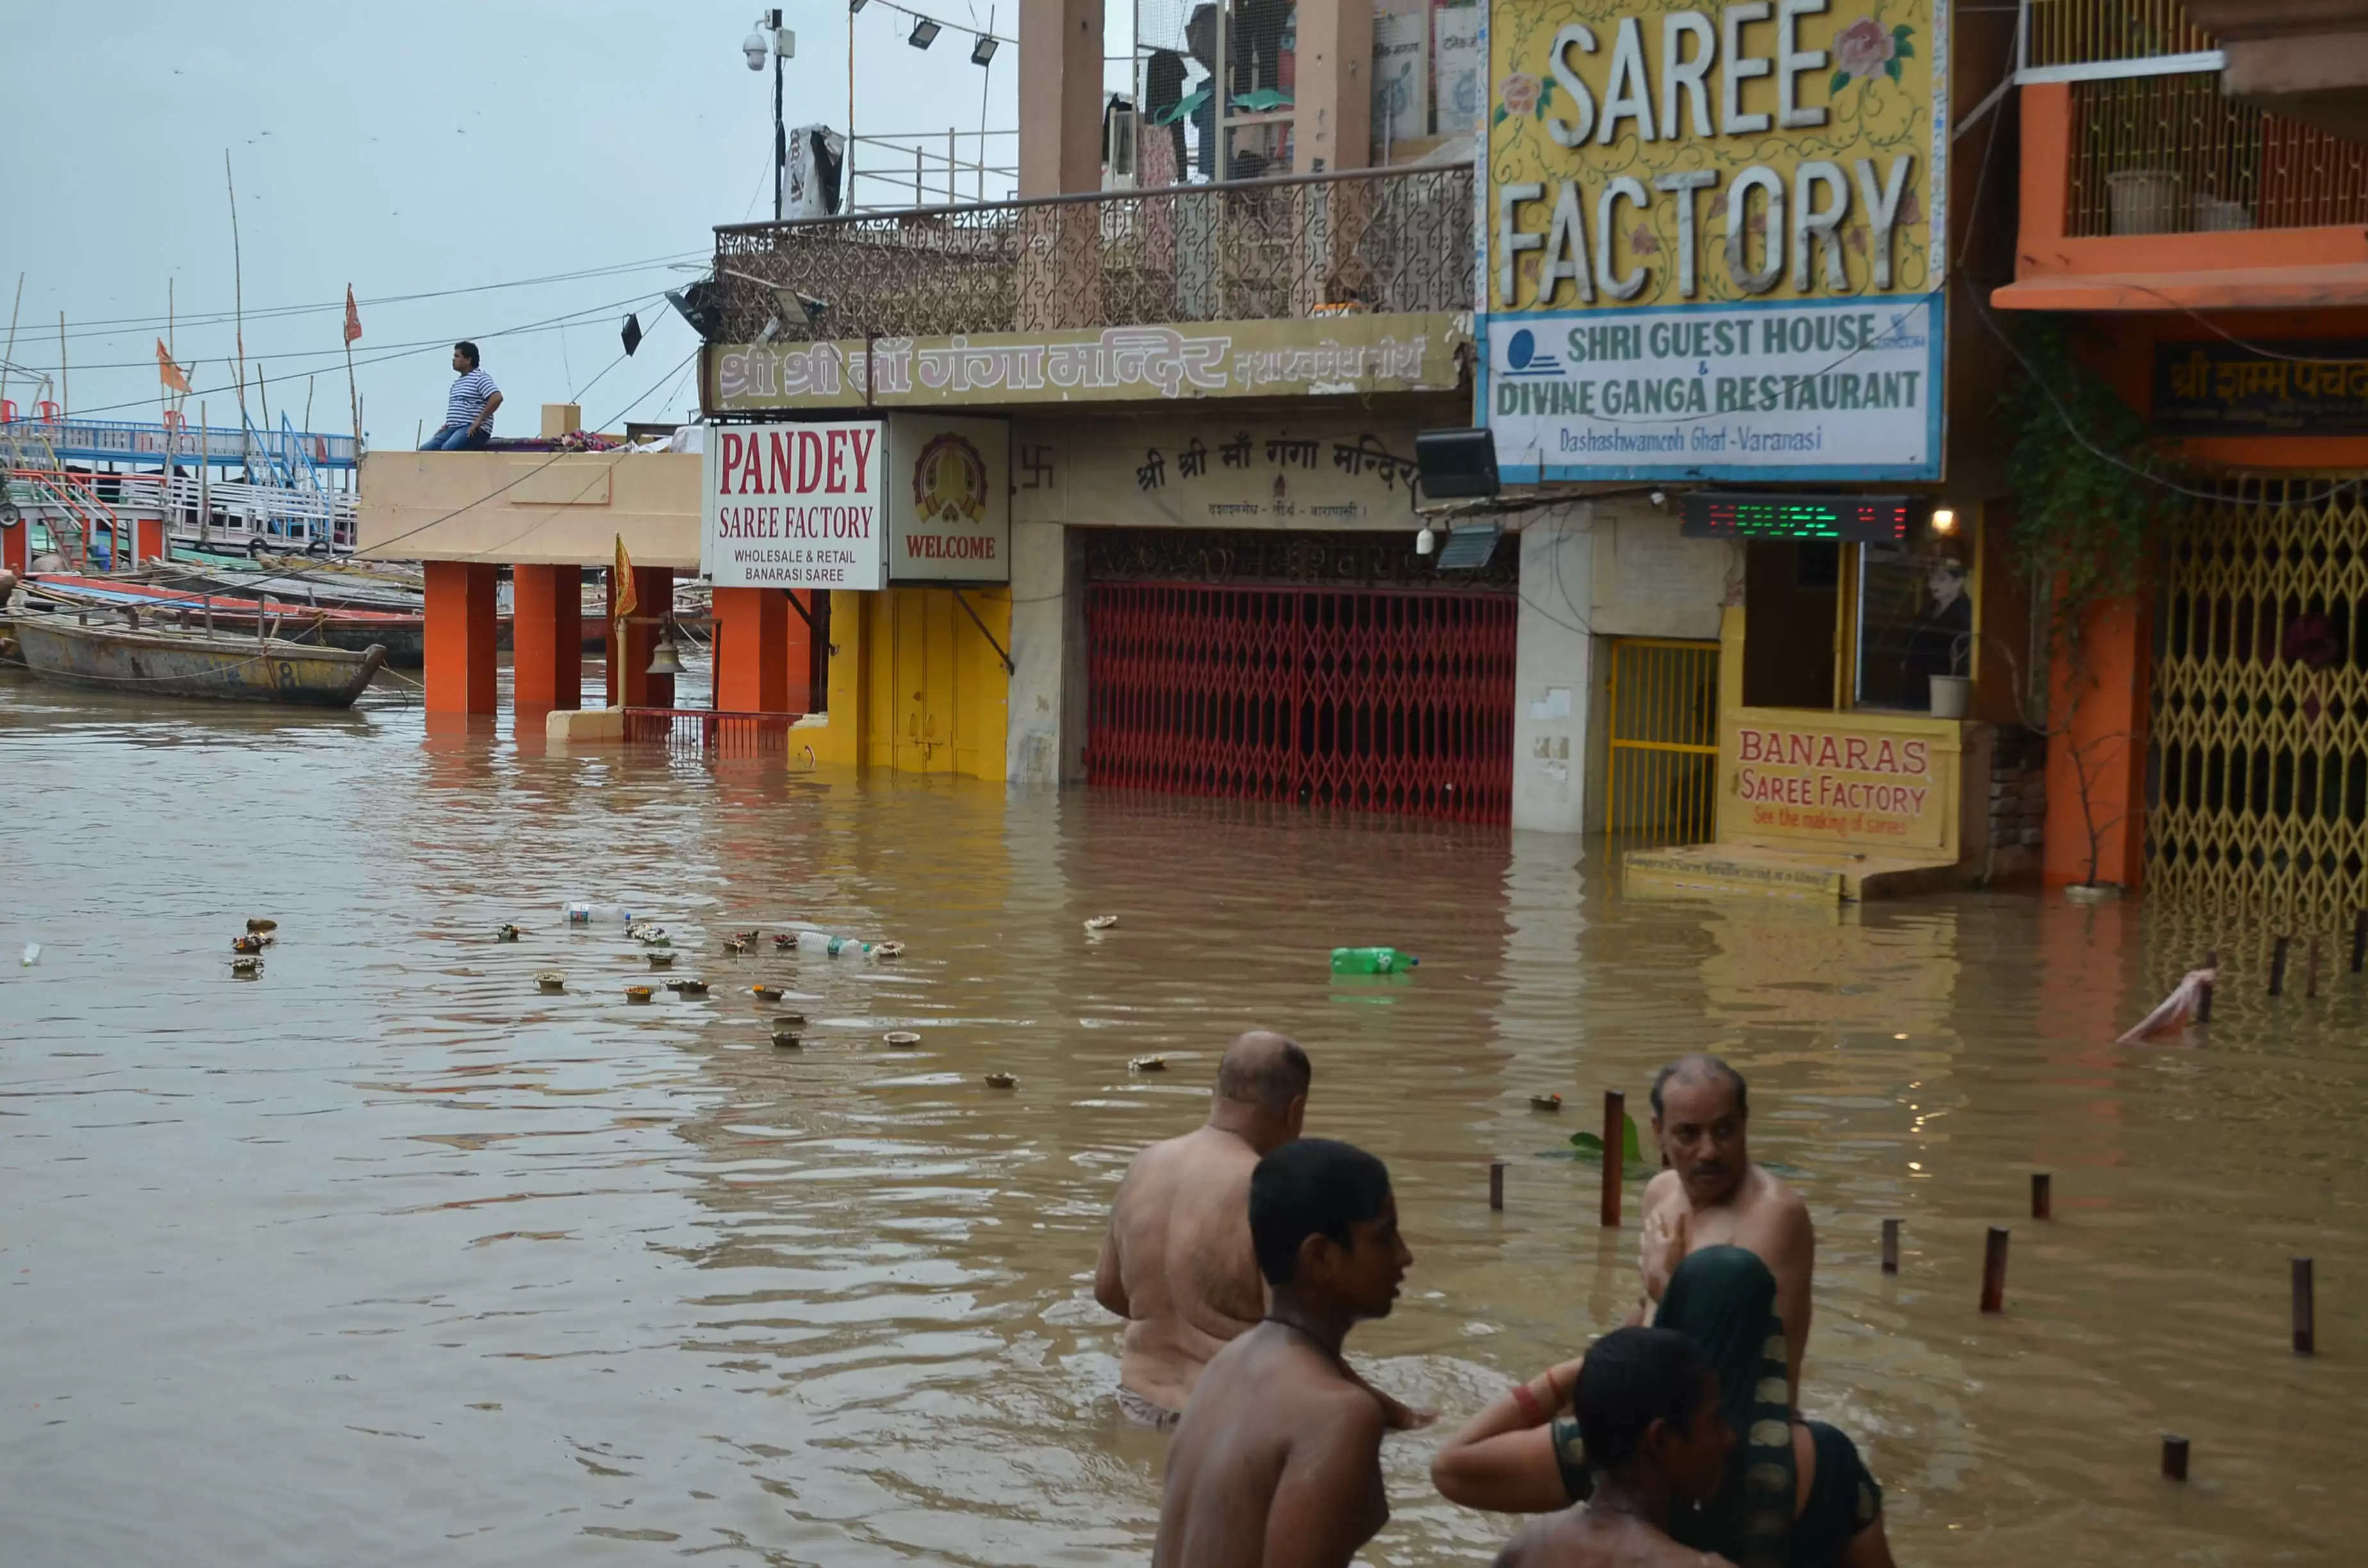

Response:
(1481, 0), (1947, 481)
(1720, 710), (1956, 850)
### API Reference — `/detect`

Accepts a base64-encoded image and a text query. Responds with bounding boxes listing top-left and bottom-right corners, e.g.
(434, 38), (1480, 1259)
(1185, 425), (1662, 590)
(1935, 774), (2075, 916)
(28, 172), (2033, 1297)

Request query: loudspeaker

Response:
(1415, 427), (1499, 500)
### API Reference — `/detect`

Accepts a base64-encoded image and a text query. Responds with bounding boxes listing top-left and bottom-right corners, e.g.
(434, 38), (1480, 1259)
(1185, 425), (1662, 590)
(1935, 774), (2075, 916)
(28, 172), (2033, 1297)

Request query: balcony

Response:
(708, 163), (1474, 343)
(2003, 0), (2368, 309)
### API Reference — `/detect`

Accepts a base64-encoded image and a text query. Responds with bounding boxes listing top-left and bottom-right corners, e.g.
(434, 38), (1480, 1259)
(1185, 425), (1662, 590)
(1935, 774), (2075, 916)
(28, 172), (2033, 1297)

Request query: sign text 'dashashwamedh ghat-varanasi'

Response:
(1481, 0), (1947, 481)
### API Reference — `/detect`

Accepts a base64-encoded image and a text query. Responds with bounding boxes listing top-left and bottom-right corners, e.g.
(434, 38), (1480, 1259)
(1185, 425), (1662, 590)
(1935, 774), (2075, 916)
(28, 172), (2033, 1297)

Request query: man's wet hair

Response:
(1215, 1032), (1311, 1113)
(454, 340), (481, 368)
(1650, 1053), (1748, 1119)
(1249, 1138), (1390, 1287)
(1575, 1326), (1712, 1474)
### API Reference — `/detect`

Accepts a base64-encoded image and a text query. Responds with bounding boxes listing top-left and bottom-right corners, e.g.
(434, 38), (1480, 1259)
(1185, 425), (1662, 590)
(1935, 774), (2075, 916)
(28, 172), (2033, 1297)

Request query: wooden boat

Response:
(25, 574), (430, 667)
(3, 608), (386, 707)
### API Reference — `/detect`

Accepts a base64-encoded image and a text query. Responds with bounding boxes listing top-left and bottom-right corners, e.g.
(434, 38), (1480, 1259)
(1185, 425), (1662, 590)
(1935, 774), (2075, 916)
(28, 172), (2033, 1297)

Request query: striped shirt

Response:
(445, 367), (499, 431)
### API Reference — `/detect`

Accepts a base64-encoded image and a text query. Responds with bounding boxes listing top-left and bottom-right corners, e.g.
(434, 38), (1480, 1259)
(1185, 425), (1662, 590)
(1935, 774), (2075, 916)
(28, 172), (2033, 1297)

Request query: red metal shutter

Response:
(1085, 581), (1515, 823)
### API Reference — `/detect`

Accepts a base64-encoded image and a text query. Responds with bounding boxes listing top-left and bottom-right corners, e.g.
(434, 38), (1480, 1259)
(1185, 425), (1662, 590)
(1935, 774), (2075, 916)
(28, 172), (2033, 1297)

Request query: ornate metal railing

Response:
(2068, 71), (2368, 236)
(711, 164), (1475, 341)
(621, 706), (805, 756)
(2023, 0), (2215, 71)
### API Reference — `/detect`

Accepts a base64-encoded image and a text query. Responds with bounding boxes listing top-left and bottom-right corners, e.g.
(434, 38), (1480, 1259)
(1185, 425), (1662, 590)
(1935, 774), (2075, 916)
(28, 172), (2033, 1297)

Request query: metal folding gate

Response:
(1604, 637), (1720, 840)
(2148, 477), (2368, 926)
(1084, 581), (1516, 823)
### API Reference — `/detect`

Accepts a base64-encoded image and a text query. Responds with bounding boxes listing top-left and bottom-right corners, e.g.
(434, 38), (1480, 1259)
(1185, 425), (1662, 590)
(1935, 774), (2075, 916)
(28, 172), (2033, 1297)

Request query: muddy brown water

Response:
(4, 667), (2363, 1566)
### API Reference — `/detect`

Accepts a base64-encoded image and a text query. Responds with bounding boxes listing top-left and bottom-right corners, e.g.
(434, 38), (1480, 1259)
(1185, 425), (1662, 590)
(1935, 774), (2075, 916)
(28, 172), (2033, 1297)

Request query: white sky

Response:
(0, 0), (1135, 446)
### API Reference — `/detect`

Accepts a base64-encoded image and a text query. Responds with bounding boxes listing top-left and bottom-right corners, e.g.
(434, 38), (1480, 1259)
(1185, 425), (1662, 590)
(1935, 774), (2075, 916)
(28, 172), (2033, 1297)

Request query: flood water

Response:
(4, 665), (2362, 1567)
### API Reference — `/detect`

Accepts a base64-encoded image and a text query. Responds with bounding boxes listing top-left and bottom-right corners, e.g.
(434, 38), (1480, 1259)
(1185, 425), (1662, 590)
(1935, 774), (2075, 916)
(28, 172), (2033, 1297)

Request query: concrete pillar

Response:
(540, 403), (584, 439)
(1018, 0), (1103, 198)
(423, 559), (499, 715)
(512, 564), (581, 714)
(2044, 593), (2150, 889)
(714, 585), (789, 712)
(1292, 0), (1372, 174)
(1006, 521), (1085, 785)
(605, 566), (676, 709)
(1511, 508), (1596, 833)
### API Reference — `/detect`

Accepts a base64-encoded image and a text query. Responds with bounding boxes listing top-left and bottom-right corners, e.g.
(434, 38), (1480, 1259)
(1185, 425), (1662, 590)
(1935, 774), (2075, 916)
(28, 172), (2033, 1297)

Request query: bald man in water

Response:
(1096, 1031), (1312, 1425)
(1634, 1053), (1816, 1407)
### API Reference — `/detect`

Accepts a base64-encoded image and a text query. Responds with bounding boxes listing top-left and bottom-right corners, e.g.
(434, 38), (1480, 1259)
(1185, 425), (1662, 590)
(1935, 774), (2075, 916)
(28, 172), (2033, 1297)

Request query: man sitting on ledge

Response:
(420, 341), (500, 451)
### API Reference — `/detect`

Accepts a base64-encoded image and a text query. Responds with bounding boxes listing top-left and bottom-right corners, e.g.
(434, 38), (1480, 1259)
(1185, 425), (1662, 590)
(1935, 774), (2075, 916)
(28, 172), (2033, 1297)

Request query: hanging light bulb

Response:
(1415, 525), (1436, 557)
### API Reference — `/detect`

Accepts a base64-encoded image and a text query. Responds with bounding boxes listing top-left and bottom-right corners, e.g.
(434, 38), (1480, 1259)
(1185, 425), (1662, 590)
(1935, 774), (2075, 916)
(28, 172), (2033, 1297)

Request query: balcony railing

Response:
(711, 163), (1475, 341)
(2067, 71), (2368, 236)
(2024, 0), (2216, 72)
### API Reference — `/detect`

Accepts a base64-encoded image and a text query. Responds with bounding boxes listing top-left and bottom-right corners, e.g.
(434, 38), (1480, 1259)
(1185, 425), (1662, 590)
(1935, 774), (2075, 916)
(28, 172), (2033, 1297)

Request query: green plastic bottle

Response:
(1330, 946), (1419, 976)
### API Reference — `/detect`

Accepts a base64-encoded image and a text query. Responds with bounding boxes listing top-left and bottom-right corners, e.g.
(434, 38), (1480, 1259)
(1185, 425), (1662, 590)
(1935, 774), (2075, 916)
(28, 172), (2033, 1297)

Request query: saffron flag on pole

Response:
(343, 285), (362, 345)
(156, 340), (192, 393)
(613, 533), (638, 626)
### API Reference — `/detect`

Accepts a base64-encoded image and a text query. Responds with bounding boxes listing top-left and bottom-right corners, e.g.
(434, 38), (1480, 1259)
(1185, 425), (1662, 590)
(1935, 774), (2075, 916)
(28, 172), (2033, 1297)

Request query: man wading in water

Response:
(1635, 1054), (1815, 1407)
(1152, 1138), (1413, 1568)
(1094, 1031), (1311, 1426)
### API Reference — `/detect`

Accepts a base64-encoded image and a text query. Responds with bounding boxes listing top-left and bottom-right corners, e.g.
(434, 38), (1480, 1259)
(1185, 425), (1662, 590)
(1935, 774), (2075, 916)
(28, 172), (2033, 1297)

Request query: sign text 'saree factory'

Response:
(1481, 0), (1948, 481)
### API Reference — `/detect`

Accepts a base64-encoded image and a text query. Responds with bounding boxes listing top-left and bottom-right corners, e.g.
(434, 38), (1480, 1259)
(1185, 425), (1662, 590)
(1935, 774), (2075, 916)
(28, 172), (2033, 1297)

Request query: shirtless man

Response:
(1095, 1030), (1310, 1424)
(1490, 1327), (1735, 1568)
(1634, 1054), (1815, 1405)
(1153, 1138), (1412, 1568)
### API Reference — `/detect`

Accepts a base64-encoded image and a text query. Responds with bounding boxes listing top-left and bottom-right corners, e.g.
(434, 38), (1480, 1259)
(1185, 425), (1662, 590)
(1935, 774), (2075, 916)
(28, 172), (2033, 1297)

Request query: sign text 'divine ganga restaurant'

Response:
(1481, 0), (1948, 482)
(701, 415), (1011, 591)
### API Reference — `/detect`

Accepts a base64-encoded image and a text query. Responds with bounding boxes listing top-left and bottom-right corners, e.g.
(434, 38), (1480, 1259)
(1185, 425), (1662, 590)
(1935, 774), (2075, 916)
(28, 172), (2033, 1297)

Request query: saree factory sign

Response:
(1481, 0), (1948, 481)
(1718, 708), (1958, 851)
(706, 315), (1467, 412)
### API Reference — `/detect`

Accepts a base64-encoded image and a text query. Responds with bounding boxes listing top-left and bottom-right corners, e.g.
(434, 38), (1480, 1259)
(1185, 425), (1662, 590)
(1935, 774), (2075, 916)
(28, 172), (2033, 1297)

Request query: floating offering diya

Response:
(983, 1072), (1015, 1088)
(721, 937), (750, 956)
(646, 951), (675, 970)
(771, 1030), (803, 1049)
(676, 979), (710, 997)
(536, 972), (566, 993)
(884, 1030), (921, 1049)
(873, 942), (906, 959)
(771, 1013), (807, 1031)
(495, 924), (521, 942)
(230, 955), (263, 977)
(1529, 1093), (1563, 1111)
(773, 934), (796, 951)
(1085, 915), (1119, 931)
(1130, 1056), (1168, 1072)
(625, 984), (654, 1003)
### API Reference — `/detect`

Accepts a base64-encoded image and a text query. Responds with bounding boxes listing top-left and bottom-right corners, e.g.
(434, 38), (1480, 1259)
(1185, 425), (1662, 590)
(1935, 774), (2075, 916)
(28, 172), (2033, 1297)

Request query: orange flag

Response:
(343, 285), (362, 345)
(156, 339), (192, 393)
(613, 534), (638, 625)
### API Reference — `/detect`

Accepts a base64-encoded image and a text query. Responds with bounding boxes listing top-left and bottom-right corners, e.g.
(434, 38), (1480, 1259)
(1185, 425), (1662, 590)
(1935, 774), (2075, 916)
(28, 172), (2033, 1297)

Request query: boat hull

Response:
(4, 613), (386, 708)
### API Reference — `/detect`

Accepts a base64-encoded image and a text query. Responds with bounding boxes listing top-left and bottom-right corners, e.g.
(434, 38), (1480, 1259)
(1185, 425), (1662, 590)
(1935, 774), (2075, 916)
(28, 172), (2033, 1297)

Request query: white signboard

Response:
(1433, 6), (1483, 135)
(1372, 3), (1429, 150)
(887, 414), (1010, 584)
(1484, 297), (1942, 482)
(702, 420), (886, 589)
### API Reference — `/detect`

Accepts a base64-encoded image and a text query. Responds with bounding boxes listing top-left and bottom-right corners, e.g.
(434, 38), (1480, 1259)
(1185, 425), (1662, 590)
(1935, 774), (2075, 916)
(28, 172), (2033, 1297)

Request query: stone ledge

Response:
(547, 706), (624, 744)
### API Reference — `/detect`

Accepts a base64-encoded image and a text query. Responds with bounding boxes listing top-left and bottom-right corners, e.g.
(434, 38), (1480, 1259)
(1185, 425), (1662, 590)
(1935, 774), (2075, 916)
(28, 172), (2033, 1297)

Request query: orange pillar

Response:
(605, 566), (675, 708)
(2018, 83), (2073, 256)
(2043, 593), (2151, 890)
(2, 516), (25, 576)
(133, 516), (166, 566)
(511, 564), (581, 714)
(423, 559), (500, 715)
(713, 586), (789, 712)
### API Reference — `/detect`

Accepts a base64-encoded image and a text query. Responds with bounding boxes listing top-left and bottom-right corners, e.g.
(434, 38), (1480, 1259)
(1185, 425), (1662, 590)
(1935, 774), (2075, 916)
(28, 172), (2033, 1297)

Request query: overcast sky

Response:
(0, 0), (1132, 446)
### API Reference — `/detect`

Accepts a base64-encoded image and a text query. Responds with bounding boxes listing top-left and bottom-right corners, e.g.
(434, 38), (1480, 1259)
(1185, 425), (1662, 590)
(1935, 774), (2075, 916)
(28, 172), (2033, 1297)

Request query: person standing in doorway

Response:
(420, 342), (500, 450)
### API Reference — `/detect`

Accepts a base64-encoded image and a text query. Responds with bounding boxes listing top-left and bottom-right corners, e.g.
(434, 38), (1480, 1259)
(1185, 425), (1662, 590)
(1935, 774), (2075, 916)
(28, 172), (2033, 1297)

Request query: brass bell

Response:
(646, 625), (685, 678)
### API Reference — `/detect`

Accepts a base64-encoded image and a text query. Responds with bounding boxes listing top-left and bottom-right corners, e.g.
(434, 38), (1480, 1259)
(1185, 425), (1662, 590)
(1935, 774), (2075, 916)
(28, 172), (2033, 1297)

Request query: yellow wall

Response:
(807, 586), (1010, 780)
(357, 450), (700, 568)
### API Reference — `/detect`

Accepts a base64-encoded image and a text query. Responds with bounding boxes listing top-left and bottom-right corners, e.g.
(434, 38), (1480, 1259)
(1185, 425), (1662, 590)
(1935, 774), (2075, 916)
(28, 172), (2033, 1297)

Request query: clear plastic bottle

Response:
(794, 929), (871, 957)
(1329, 946), (1418, 976)
(564, 902), (636, 926)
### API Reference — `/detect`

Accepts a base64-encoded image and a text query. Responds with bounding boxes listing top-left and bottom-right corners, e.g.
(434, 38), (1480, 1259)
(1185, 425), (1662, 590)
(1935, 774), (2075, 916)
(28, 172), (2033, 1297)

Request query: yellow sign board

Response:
(705, 314), (1468, 412)
(1717, 706), (1959, 852)
(1481, 0), (1946, 480)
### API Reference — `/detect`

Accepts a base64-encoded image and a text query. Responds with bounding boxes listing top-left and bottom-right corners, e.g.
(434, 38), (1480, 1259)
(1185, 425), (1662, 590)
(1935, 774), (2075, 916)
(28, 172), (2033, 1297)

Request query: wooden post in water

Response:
(2294, 1257), (2316, 1355)
(2161, 1435), (2189, 1481)
(2032, 1173), (2051, 1220)
(1488, 1159), (1506, 1212)
(1880, 1219), (1900, 1275)
(2269, 935), (2292, 996)
(1600, 1090), (1625, 1229)
(2197, 951), (2216, 1022)
(1980, 1227), (2010, 1313)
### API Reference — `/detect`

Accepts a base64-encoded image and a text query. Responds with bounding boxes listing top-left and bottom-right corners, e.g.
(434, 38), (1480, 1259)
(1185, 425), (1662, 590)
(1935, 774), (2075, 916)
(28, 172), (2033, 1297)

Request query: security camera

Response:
(743, 30), (768, 69)
(1649, 488), (1667, 508)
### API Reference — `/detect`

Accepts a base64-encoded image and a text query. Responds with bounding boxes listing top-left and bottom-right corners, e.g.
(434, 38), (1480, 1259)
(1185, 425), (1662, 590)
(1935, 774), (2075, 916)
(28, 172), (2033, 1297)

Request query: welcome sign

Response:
(1481, 0), (1948, 481)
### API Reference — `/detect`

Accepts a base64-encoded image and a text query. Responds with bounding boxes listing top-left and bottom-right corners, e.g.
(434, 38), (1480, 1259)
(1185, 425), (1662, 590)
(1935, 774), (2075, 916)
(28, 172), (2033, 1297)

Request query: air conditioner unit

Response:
(1104, 100), (1139, 190)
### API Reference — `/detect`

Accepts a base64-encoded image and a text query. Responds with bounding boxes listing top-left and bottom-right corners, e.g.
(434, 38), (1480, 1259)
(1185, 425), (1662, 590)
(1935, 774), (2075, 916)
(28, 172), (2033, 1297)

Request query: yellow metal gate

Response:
(1604, 637), (1720, 840)
(2148, 478), (2368, 926)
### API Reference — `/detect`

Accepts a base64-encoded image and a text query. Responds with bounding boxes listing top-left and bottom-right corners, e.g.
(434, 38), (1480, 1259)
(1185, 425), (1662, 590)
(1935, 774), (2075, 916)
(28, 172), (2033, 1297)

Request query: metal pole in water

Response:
(2197, 951), (2216, 1022)
(1488, 1159), (1505, 1212)
(2351, 910), (2366, 974)
(2269, 935), (2292, 996)
(2294, 1257), (2316, 1355)
(1880, 1219), (1901, 1275)
(2305, 937), (2321, 999)
(2161, 1435), (2189, 1481)
(2032, 1173), (2052, 1220)
(1600, 1090), (1625, 1229)
(1980, 1227), (2010, 1313)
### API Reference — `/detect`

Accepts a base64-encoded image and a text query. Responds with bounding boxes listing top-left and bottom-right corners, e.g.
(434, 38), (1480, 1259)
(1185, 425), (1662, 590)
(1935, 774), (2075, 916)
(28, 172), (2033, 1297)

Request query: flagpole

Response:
(343, 285), (361, 466)
(57, 312), (67, 416)
(226, 151), (247, 425)
(1, 272), (21, 415)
